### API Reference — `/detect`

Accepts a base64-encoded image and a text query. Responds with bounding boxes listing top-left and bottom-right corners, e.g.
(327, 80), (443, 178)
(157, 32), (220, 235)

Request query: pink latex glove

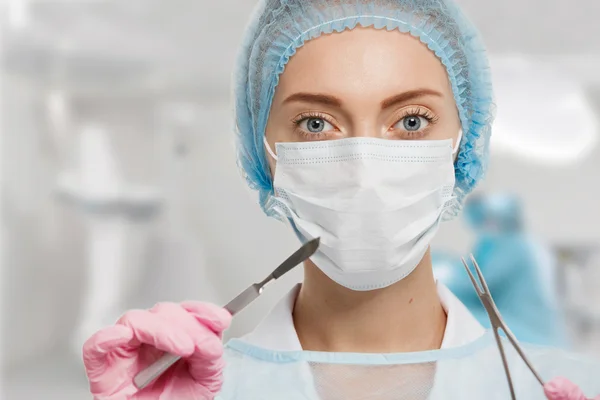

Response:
(544, 377), (600, 400)
(83, 301), (232, 400)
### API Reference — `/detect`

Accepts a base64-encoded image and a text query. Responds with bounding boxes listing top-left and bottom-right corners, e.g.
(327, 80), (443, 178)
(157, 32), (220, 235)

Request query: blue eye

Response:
(395, 116), (430, 132)
(299, 117), (334, 133)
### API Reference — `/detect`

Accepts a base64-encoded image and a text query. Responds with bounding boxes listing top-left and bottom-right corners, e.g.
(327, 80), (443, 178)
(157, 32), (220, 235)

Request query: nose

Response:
(348, 119), (381, 139)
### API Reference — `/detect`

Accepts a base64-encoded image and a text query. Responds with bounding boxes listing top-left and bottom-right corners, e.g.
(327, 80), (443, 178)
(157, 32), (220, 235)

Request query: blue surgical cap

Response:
(233, 0), (495, 218)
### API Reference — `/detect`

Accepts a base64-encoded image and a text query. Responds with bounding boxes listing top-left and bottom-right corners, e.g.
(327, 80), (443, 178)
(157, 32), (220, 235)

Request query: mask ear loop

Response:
(263, 136), (278, 161)
(444, 129), (464, 217)
(452, 129), (463, 156)
(263, 136), (301, 232)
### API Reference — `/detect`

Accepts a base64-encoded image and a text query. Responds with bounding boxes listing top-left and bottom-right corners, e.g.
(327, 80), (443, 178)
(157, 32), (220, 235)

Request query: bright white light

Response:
(7, 0), (30, 30)
(490, 56), (598, 165)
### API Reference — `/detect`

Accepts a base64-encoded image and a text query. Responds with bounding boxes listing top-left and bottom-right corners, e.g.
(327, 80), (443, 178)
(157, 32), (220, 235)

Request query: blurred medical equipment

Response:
(2, 0), (237, 360)
(461, 254), (544, 399)
(554, 244), (600, 356)
(56, 124), (163, 354)
(433, 193), (567, 346)
(134, 237), (321, 389)
(2, 4), (265, 386)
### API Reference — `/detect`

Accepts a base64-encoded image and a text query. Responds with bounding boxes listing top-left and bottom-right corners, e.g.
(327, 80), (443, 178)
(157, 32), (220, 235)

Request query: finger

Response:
(146, 303), (227, 388)
(83, 326), (139, 398)
(186, 332), (227, 384)
(90, 380), (138, 400)
(117, 310), (195, 358)
(152, 303), (227, 370)
(149, 302), (211, 342)
(83, 325), (134, 367)
(180, 301), (232, 333)
(149, 302), (199, 330)
(544, 377), (586, 400)
(150, 303), (225, 361)
(167, 362), (217, 399)
(187, 321), (226, 364)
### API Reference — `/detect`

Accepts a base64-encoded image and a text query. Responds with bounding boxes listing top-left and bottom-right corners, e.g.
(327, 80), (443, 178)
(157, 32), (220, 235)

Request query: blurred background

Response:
(1, 0), (599, 398)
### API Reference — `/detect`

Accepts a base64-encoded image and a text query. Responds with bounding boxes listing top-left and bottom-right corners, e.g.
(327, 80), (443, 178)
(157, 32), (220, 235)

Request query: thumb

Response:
(83, 325), (135, 374)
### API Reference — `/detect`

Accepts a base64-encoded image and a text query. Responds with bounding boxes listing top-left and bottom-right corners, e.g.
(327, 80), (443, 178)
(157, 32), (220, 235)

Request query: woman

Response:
(83, 1), (599, 399)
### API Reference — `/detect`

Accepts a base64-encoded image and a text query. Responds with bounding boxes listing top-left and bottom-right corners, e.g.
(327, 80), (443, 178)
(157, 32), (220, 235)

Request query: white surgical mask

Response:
(264, 132), (461, 291)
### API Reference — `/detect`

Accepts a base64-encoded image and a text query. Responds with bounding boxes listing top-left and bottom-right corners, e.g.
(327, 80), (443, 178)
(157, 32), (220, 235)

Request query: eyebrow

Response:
(283, 92), (343, 107)
(380, 89), (443, 109)
(282, 88), (443, 109)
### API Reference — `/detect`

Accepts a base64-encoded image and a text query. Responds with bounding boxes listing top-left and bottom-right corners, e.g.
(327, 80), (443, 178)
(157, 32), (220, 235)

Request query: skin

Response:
(263, 27), (462, 356)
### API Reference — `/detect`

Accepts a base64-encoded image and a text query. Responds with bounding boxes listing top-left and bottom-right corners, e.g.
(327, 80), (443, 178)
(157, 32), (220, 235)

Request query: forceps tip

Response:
(468, 253), (492, 294)
(461, 256), (484, 295)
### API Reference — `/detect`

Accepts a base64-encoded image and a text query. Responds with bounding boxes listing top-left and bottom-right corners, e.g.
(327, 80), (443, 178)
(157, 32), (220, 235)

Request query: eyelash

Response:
(291, 111), (336, 139)
(291, 107), (439, 139)
(398, 107), (437, 124)
(392, 107), (439, 138)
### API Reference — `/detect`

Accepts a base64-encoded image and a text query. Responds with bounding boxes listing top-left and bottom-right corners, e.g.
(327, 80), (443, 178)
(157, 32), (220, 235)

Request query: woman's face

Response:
(264, 27), (461, 172)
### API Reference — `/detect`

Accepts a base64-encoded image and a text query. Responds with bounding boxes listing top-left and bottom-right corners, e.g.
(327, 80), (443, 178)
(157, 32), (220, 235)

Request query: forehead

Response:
(275, 27), (452, 99)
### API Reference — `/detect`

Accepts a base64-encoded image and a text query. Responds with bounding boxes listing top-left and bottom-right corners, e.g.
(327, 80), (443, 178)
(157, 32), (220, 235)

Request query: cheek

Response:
(268, 156), (277, 180)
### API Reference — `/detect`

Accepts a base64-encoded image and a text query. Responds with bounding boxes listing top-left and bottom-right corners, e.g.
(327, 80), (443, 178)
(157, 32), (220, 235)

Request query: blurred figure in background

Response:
(434, 192), (567, 347)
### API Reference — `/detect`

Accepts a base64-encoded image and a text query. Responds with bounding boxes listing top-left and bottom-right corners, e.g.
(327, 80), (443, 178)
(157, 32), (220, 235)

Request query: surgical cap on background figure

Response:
(465, 193), (524, 232)
(233, 0), (496, 219)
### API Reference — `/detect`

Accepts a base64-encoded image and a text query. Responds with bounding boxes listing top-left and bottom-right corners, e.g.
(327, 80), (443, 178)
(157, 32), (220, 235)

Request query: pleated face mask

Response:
(264, 132), (461, 291)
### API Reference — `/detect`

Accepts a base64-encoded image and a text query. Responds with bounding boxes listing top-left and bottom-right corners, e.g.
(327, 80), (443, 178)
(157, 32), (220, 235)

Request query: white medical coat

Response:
(240, 281), (485, 351)
(218, 283), (600, 399)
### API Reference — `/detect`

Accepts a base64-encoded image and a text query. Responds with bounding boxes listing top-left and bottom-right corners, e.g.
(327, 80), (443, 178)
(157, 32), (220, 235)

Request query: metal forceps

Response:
(461, 254), (545, 399)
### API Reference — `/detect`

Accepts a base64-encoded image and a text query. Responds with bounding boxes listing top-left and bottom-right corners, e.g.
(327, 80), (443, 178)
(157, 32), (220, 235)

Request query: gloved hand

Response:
(544, 377), (600, 400)
(83, 302), (232, 400)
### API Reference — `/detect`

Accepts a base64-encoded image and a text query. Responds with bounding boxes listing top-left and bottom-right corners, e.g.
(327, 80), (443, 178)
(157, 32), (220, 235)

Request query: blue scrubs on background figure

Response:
(433, 193), (567, 347)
